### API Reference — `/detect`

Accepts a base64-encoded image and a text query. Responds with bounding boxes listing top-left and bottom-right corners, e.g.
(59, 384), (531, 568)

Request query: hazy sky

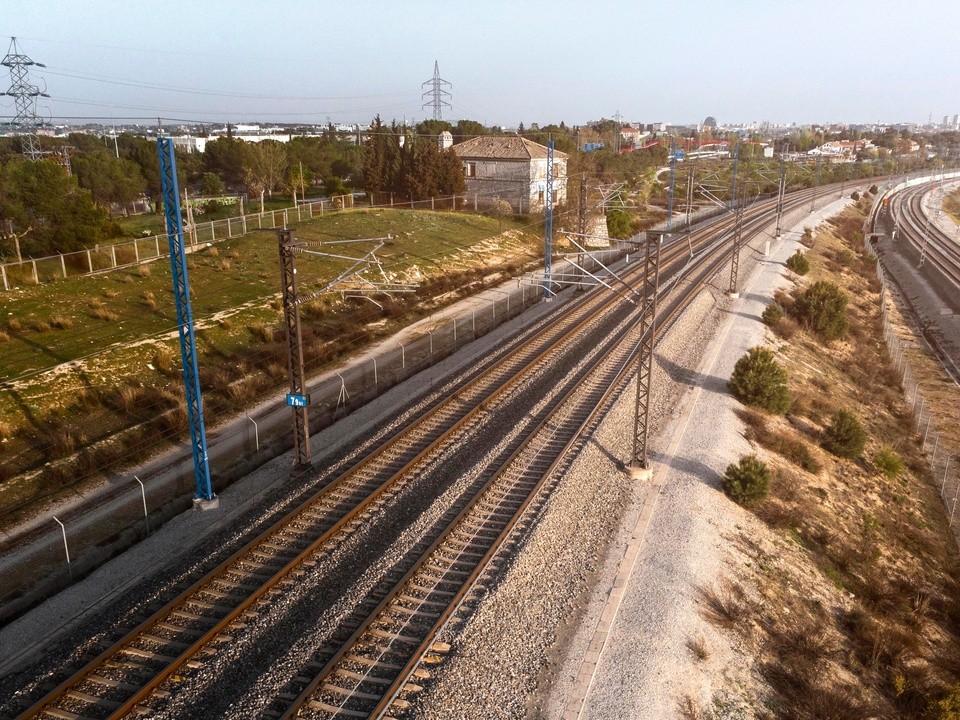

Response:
(3, 0), (959, 127)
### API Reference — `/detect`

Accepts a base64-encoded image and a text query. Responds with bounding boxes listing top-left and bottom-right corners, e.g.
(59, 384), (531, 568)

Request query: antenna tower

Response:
(421, 60), (452, 121)
(2, 37), (49, 160)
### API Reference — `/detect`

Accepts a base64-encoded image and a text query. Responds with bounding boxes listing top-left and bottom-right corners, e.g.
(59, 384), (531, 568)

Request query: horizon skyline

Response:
(3, 1), (959, 129)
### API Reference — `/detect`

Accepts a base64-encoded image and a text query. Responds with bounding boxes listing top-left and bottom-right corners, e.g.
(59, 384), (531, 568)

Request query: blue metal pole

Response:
(157, 138), (215, 503)
(543, 139), (554, 299)
(667, 141), (677, 230)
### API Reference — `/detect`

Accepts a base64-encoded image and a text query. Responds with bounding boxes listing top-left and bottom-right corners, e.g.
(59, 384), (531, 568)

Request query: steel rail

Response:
(274, 185), (831, 720)
(16, 183), (830, 720)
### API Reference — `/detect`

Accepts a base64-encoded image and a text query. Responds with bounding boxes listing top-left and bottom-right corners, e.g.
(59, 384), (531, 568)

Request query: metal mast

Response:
(774, 149), (786, 238)
(278, 228), (311, 470)
(576, 174), (587, 291)
(543, 139), (554, 299)
(157, 138), (216, 507)
(421, 60), (452, 121)
(667, 141), (677, 230)
(629, 230), (666, 479)
(2, 37), (49, 160)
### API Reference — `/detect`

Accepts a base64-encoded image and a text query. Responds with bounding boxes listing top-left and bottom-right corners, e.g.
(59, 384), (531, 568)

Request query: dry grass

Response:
(698, 579), (753, 634)
(142, 290), (157, 310)
(248, 321), (278, 344)
(686, 634), (710, 661)
(136, 264), (151, 277)
(6, 317), (22, 331)
(49, 315), (74, 330)
(151, 346), (176, 376)
(0, 420), (12, 441)
(91, 306), (120, 322)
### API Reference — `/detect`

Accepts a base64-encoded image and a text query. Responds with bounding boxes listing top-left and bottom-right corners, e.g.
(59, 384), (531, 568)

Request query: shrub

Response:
(729, 347), (792, 414)
(786, 250), (810, 275)
(851, 190), (861, 201)
(822, 409), (867, 459)
(869, 184), (878, 195)
(874, 446), (903, 479)
(722, 455), (771, 504)
(762, 302), (784, 326)
(793, 281), (849, 341)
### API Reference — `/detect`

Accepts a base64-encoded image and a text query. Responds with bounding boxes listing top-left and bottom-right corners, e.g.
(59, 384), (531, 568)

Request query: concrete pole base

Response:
(728, 291), (740, 299)
(763, 240), (770, 257)
(290, 462), (313, 478)
(627, 462), (654, 481)
(193, 496), (220, 511)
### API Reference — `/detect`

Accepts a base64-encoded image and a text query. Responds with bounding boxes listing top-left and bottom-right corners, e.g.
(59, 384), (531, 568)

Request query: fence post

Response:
(227, 218), (233, 237)
(373, 357), (378, 387)
(60, 254), (67, 278)
(86, 249), (93, 273)
(399, 342), (405, 369)
(134, 476), (149, 533)
(308, 202), (313, 219)
(283, 209), (289, 227)
(390, 192), (394, 207)
(242, 215), (247, 234)
(133, 241), (140, 264)
(246, 414), (259, 452)
(942, 457), (952, 495)
(1, 264), (7, 290)
(474, 193), (478, 211)
(210, 221), (216, 241)
(111, 245), (117, 268)
(431, 197), (435, 211)
(53, 516), (71, 577)
(155, 237), (160, 258)
(427, 330), (433, 355)
(296, 204), (301, 222)
(31, 259), (38, 284)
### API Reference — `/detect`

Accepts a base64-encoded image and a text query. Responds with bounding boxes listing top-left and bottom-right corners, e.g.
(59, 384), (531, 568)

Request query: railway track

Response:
(890, 181), (960, 288)
(270, 186), (827, 720)
(15, 184), (830, 720)
(878, 180), (960, 383)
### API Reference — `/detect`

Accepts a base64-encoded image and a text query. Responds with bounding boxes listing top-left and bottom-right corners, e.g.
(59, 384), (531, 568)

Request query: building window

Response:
(538, 189), (544, 204)
(464, 162), (476, 178)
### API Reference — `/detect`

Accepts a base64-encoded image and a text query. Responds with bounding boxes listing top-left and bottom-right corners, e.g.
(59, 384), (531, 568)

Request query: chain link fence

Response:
(867, 203), (960, 546)
(0, 245), (639, 618)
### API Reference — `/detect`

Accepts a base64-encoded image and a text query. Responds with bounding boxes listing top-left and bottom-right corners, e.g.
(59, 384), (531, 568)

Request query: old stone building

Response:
(451, 136), (568, 213)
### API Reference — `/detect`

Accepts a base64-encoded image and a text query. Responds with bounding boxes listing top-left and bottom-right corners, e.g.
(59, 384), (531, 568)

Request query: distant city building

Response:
(702, 116), (718, 129)
(451, 136), (568, 213)
(619, 125), (650, 146)
(438, 130), (453, 149)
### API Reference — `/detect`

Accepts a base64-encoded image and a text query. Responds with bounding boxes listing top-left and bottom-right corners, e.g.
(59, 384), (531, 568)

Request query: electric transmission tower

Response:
(2, 37), (49, 160)
(421, 60), (452, 121)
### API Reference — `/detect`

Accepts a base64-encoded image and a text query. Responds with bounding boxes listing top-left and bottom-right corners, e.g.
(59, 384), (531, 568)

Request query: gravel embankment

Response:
(408, 196), (864, 720)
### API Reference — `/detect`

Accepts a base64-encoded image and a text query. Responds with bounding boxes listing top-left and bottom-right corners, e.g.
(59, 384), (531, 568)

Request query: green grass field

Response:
(0, 207), (542, 515)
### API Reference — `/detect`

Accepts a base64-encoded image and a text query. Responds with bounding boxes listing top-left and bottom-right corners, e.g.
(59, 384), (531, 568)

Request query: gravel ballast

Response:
(408, 197), (862, 719)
